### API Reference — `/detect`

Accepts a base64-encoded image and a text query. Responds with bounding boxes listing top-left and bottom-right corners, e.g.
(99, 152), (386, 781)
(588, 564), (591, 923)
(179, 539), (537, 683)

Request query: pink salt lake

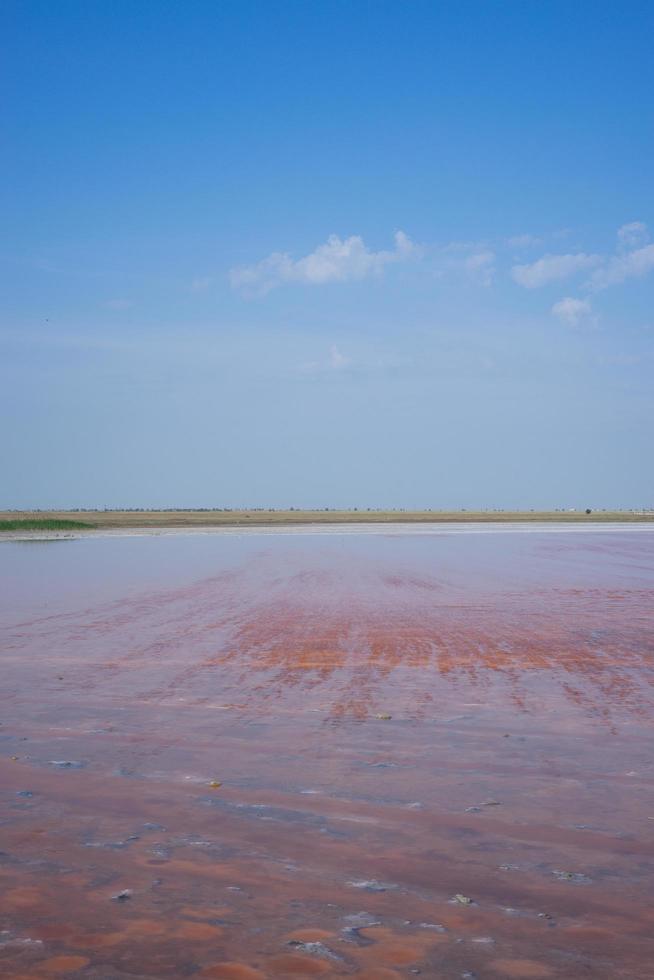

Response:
(1, 524), (653, 979)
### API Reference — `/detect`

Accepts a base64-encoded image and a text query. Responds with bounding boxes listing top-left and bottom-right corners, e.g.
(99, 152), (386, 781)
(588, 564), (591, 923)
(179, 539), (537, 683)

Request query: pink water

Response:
(1, 526), (653, 978)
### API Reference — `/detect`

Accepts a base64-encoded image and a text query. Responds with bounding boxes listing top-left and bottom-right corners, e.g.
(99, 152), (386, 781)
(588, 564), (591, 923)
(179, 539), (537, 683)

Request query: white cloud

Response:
(463, 249), (495, 285)
(329, 345), (350, 369)
(511, 252), (601, 288)
(435, 242), (496, 284)
(507, 233), (541, 248)
(230, 231), (420, 293)
(617, 221), (649, 250)
(229, 219), (654, 302)
(190, 276), (213, 292)
(299, 345), (353, 374)
(551, 296), (592, 326)
(298, 345), (412, 376)
(580, 221), (654, 290)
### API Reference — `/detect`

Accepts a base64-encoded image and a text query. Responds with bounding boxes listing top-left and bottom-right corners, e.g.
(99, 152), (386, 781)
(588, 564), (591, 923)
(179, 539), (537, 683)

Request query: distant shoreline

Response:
(1, 508), (653, 537)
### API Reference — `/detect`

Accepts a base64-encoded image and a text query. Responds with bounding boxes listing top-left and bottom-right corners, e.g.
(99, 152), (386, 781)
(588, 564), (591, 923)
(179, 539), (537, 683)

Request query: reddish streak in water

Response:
(1, 529), (654, 978)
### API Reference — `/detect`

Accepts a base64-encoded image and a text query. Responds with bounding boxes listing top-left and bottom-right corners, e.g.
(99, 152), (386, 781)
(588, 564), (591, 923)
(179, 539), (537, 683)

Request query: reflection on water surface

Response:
(1, 527), (654, 978)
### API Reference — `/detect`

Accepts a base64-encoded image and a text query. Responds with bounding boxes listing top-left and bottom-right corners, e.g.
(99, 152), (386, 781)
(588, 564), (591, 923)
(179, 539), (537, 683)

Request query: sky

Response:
(2, 0), (653, 510)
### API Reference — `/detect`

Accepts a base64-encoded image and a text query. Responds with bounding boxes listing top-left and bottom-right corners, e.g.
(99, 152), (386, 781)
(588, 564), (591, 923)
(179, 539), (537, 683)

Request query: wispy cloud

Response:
(296, 344), (413, 377)
(511, 252), (601, 288)
(589, 243), (654, 290)
(507, 233), (542, 249)
(551, 296), (593, 326)
(190, 276), (213, 292)
(462, 249), (495, 285)
(588, 223), (654, 290)
(435, 242), (496, 285)
(228, 220), (654, 304)
(299, 344), (352, 374)
(329, 344), (350, 369)
(617, 221), (649, 250)
(230, 231), (420, 294)
(513, 222), (654, 295)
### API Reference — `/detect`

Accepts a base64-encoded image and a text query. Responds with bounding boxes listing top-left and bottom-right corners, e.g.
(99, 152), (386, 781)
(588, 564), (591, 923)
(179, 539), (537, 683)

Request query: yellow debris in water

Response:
(209, 780), (222, 788)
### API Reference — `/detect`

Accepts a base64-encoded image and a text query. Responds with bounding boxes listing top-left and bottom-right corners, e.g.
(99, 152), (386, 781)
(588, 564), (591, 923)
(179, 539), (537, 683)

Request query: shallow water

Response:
(1, 526), (654, 979)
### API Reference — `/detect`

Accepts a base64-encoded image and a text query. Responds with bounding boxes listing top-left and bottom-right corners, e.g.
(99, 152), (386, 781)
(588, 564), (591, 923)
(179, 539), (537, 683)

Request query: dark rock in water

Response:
(341, 926), (376, 945)
(341, 911), (381, 944)
(112, 889), (132, 902)
(286, 940), (340, 961)
(16, 790), (34, 798)
(551, 869), (591, 883)
(347, 879), (396, 892)
(343, 912), (381, 927)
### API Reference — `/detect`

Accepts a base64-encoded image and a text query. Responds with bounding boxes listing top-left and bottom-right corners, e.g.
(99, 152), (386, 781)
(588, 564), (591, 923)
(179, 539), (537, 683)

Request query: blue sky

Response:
(2, 0), (653, 509)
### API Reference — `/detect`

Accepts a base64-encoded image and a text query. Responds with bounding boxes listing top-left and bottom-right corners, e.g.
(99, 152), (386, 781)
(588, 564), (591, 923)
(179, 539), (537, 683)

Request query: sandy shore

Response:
(2, 520), (654, 541)
(1, 507), (653, 541)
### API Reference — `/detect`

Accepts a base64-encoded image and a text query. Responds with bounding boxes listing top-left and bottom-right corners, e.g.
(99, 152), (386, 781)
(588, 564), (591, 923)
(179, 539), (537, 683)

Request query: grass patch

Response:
(0, 519), (96, 532)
